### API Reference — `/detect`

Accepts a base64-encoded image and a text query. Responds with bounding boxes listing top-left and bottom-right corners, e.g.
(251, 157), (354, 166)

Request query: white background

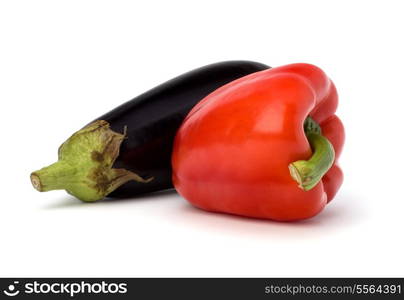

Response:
(0, 0), (403, 277)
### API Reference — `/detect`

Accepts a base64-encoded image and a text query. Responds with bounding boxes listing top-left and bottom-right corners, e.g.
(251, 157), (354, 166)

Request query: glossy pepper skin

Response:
(172, 63), (344, 221)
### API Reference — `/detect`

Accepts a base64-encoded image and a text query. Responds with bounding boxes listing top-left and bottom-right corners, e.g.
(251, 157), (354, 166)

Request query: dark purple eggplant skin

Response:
(95, 61), (270, 198)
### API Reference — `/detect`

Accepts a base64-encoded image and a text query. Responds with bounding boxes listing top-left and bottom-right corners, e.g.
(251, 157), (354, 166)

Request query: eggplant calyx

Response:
(30, 120), (152, 202)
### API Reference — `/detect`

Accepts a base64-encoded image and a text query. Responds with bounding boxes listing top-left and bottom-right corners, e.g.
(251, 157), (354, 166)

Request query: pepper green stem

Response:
(30, 120), (152, 202)
(288, 117), (335, 191)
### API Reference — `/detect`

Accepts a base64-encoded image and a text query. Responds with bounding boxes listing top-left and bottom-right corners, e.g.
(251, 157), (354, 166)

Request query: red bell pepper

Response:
(172, 63), (344, 221)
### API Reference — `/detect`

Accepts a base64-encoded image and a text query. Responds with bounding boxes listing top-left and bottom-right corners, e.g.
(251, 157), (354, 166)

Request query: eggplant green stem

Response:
(30, 120), (152, 202)
(288, 117), (335, 191)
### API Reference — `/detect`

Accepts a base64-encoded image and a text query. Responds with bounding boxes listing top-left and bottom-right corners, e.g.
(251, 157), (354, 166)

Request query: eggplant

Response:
(30, 61), (270, 201)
